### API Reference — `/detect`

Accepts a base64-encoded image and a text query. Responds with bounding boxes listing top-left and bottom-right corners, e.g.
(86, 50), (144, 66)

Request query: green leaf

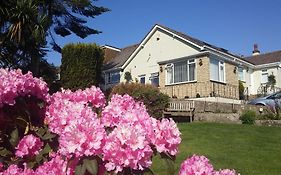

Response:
(0, 147), (12, 157)
(75, 164), (86, 175)
(41, 143), (52, 155)
(83, 159), (98, 175)
(42, 132), (56, 140)
(35, 127), (46, 138)
(164, 158), (175, 175)
(143, 168), (155, 175)
(9, 128), (19, 147)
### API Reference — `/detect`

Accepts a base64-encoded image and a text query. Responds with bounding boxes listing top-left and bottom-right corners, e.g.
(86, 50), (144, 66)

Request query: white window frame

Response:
(165, 59), (196, 85)
(261, 69), (268, 84)
(210, 58), (225, 83)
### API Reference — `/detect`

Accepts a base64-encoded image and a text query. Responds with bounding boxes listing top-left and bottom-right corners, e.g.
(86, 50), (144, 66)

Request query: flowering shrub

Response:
(179, 155), (239, 175)
(15, 134), (43, 158)
(0, 68), (238, 175)
(0, 69), (49, 107)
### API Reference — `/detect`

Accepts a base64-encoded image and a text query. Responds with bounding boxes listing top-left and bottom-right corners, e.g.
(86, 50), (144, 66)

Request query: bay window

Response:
(166, 59), (196, 85)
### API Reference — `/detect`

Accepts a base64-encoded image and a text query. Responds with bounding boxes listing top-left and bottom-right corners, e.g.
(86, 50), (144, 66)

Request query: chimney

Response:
(252, 44), (260, 56)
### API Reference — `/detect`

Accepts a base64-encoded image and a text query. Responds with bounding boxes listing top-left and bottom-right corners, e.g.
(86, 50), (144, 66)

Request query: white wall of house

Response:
(121, 29), (200, 84)
(250, 66), (281, 94)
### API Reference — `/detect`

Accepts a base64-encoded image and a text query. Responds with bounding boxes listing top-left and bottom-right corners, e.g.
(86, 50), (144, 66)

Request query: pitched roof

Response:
(244, 50), (281, 65)
(156, 24), (239, 58)
(103, 44), (139, 70)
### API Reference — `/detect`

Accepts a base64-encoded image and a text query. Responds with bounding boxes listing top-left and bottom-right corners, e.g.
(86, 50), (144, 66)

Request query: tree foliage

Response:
(0, 0), (109, 74)
(61, 43), (104, 90)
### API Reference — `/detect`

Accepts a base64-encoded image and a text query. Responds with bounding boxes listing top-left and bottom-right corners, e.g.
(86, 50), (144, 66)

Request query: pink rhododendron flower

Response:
(103, 123), (153, 173)
(0, 68), (49, 108)
(15, 134), (43, 158)
(0, 164), (34, 175)
(213, 169), (239, 175)
(34, 154), (71, 175)
(179, 155), (214, 175)
(46, 90), (106, 157)
(49, 86), (105, 108)
(102, 94), (156, 141)
(153, 118), (181, 155)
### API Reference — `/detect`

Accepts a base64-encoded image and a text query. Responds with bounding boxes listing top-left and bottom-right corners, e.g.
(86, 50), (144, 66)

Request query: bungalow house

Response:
(102, 24), (281, 100)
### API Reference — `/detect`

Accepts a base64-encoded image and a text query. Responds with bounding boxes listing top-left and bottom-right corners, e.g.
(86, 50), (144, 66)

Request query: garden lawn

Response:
(151, 122), (281, 175)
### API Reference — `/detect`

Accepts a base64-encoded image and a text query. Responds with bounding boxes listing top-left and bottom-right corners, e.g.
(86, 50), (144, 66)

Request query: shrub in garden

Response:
(239, 110), (256, 124)
(0, 68), (238, 175)
(61, 43), (104, 90)
(109, 83), (170, 118)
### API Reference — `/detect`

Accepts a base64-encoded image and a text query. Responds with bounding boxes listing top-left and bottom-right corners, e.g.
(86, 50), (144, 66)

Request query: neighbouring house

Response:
(101, 24), (281, 100)
(243, 46), (281, 96)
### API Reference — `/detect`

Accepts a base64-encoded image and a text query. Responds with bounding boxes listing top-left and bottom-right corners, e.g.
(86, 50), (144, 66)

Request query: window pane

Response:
(261, 73), (268, 84)
(166, 66), (173, 84)
(210, 58), (219, 81)
(111, 72), (120, 83)
(140, 77), (145, 84)
(238, 67), (244, 80)
(189, 63), (195, 81)
(174, 61), (187, 83)
(151, 77), (159, 86)
(150, 73), (159, 86)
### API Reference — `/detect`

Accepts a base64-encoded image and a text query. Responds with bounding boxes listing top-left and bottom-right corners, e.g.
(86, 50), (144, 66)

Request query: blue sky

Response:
(46, 0), (281, 66)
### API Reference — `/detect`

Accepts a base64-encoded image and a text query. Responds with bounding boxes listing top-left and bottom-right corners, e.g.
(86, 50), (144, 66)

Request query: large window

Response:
(166, 59), (196, 85)
(106, 71), (120, 84)
(261, 69), (268, 84)
(210, 58), (225, 82)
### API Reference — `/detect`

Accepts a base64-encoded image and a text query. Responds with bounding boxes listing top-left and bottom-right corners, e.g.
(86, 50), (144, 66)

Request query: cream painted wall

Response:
(121, 29), (200, 83)
(250, 66), (281, 95)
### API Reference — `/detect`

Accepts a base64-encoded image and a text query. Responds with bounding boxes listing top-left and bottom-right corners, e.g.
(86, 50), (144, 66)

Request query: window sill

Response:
(210, 80), (226, 85)
(165, 80), (197, 86)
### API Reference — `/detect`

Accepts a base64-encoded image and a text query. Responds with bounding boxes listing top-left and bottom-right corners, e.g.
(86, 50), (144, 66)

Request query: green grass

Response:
(151, 123), (281, 175)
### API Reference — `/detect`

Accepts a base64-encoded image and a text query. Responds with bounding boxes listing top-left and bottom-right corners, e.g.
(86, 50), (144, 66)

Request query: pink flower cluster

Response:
(0, 154), (70, 175)
(0, 69), (49, 107)
(34, 154), (72, 175)
(15, 134), (43, 158)
(49, 86), (105, 108)
(0, 164), (33, 175)
(45, 87), (106, 157)
(103, 123), (153, 172)
(179, 155), (239, 175)
(153, 118), (182, 156)
(102, 94), (181, 173)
